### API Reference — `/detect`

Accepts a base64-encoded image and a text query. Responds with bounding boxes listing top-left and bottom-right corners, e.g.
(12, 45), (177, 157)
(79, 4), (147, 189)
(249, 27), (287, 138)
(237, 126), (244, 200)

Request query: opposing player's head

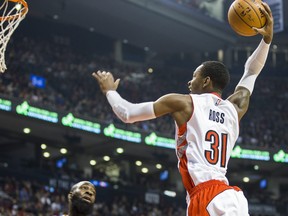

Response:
(188, 61), (230, 94)
(68, 181), (96, 215)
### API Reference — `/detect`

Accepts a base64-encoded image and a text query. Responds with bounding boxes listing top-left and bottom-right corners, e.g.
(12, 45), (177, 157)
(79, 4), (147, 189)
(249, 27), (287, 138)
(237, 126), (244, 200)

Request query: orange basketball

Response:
(228, 0), (267, 36)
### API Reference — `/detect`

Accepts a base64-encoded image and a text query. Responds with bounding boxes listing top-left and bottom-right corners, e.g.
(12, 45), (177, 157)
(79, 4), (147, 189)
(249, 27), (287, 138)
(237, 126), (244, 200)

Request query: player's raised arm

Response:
(227, 2), (274, 121)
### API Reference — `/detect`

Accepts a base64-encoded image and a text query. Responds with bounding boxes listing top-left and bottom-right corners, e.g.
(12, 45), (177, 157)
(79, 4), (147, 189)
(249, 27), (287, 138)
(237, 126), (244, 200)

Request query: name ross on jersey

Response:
(209, 109), (225, 123)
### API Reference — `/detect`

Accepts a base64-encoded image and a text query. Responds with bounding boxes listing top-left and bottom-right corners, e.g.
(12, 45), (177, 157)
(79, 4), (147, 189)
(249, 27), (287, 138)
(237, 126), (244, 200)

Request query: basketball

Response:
(228, 0), (267, 36)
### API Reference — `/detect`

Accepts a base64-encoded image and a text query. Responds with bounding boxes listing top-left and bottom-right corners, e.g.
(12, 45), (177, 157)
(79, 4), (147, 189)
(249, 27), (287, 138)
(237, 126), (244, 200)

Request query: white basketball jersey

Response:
(176, 93), (239, 188)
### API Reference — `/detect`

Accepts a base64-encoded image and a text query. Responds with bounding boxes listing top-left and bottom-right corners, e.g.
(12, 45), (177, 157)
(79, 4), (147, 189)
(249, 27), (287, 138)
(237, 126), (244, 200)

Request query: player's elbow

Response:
(120, 118), (133, 124)
(120, 116), (136, 124)
(114, 111), (135, 124)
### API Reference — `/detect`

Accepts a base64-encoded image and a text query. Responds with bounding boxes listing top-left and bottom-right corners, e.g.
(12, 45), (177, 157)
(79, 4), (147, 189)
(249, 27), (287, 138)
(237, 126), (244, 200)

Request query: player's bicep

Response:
(153, 94), (186, 117)
(227, 87), (250, 121)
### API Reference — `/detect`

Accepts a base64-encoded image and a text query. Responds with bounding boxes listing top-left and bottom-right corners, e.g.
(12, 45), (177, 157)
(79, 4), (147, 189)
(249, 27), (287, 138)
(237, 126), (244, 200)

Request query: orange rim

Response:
(0, 0), (28, 21)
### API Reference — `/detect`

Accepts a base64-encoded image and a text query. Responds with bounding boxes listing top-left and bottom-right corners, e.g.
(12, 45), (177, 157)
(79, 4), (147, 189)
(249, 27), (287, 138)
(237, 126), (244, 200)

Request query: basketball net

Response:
(0, 0), (28, 73)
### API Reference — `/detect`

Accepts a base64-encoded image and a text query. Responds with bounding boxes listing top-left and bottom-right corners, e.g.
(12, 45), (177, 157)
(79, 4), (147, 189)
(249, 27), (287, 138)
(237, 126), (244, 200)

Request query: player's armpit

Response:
(227, 87), (250, 121)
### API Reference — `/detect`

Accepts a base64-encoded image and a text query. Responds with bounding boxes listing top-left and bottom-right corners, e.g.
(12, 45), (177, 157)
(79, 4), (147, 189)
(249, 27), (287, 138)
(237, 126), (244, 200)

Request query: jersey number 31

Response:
(204, 130), (228, 168)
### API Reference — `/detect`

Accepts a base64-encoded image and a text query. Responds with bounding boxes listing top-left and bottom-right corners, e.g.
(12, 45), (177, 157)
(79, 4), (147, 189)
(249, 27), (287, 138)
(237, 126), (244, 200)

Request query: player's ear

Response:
(203, 76), (211, 88)
(68, 192), (72, 201)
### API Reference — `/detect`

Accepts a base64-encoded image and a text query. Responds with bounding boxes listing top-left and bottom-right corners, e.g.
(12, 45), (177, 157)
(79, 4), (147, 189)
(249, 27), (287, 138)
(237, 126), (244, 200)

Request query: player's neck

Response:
(210, 91), (221, 98)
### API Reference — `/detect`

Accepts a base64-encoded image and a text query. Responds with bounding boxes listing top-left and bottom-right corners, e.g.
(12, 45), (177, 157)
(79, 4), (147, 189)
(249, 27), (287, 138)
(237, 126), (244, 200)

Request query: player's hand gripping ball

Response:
(228, 0), (267, 36)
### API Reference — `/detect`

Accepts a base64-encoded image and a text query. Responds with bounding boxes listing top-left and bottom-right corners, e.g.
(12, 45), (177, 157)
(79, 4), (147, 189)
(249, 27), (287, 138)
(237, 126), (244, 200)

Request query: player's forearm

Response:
(236, 39), (270, 94)
(106, 90), (156, 123)
(245, 39), (270, 75)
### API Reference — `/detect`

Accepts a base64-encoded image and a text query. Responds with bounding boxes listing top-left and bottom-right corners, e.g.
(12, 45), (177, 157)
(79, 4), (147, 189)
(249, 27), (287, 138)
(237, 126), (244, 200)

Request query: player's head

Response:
(188, 61), (230, 94)
(68, 181), (96, 215)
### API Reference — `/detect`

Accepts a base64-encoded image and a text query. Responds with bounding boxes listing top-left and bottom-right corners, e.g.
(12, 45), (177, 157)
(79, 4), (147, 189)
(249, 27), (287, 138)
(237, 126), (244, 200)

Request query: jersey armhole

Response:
(226, 100), (240, 135)
(176, 94), (194, 131)
(227, 100), (240, 123)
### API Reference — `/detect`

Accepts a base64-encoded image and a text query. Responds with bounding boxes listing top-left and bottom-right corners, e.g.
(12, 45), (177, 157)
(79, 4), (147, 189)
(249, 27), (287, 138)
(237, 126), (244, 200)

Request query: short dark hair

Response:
(200, 61), (230, 91)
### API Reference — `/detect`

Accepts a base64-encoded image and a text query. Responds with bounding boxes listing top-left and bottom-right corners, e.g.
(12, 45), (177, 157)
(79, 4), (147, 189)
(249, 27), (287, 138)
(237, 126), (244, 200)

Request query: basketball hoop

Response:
(0, 0), (28, 73)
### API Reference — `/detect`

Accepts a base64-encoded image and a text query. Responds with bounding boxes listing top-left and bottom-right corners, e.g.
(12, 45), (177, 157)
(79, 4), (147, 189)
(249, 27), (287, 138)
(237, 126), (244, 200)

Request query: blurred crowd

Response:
(1, 175), (286, 216)
(0, 176), (186, 216)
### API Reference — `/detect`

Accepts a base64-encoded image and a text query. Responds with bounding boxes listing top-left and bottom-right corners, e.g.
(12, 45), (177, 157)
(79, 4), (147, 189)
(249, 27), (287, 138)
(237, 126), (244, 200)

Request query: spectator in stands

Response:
(63, 181), (96, 216)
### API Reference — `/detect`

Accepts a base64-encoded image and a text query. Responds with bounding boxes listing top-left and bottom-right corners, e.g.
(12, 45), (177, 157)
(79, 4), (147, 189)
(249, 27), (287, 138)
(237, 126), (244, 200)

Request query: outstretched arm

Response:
(92, 71), (155, 123)
(92, 71), (191, 125)
(228, 2), (274, 121)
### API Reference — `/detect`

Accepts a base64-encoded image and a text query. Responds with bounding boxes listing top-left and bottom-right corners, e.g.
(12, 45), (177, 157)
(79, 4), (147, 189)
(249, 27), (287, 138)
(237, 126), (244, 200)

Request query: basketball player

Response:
(93, 2), (273, 215)
(63, 181), (96, 216)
